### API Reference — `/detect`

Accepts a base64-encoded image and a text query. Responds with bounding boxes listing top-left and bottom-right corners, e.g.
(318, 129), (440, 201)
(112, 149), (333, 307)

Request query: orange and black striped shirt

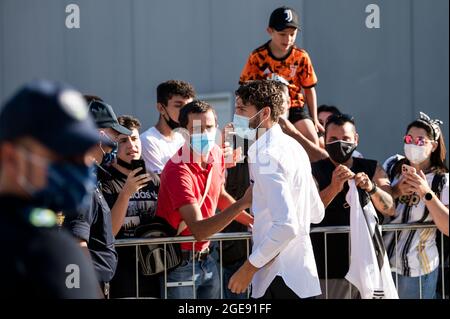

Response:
(239, 41), (318, 108)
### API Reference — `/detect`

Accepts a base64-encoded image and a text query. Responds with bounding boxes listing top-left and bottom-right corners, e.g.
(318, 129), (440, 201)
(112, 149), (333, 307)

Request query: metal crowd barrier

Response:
(312, 222), (448, 299)
(114, 223), (448, 299)
(115, 232), (252, 299)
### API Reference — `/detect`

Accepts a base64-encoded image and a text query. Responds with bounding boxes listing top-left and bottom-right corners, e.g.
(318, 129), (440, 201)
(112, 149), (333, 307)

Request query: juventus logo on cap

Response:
(284, 9), (293, 22)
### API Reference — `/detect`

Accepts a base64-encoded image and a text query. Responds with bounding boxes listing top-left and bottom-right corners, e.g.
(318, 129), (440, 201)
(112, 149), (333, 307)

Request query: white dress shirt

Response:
(247, 124), (325, 298)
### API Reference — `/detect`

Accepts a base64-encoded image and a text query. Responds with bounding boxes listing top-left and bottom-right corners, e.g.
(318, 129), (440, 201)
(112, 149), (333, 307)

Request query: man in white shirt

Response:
(140, 80), (196, 174)
(228, 80), (325, 299)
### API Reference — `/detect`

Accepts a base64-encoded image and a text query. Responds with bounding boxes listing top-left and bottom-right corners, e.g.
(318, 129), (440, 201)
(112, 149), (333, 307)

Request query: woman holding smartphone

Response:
(383, 112), (448, 299)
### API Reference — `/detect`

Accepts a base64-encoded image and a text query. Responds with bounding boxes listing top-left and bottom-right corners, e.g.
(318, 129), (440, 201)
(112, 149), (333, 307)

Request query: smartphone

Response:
(131, 159), (147, 176)
(402, 164), (416, 175)
(224, 126), (236, 149)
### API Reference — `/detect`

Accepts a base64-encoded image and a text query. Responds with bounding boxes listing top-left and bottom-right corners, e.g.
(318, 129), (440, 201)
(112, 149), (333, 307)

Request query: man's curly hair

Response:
(235, 80), (285, 121)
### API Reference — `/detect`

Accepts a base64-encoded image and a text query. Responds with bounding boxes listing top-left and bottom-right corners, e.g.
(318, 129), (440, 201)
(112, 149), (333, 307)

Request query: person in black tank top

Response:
(311, 114), (395, 299)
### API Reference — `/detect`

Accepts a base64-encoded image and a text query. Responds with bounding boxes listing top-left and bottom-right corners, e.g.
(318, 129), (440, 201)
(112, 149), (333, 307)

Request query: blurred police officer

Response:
(63, 98), (132, 298)
(0, 80), (103, 298)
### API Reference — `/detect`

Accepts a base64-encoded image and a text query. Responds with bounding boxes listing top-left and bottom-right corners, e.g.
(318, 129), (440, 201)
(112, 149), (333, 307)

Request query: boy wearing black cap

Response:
(0, 80), (102, 298)
(100, 115), (160, 298)
(239, 6), (322, 147)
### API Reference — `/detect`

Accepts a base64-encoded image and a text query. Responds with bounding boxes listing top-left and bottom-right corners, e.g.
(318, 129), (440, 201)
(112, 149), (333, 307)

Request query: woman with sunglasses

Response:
(383, 112), (448, 299)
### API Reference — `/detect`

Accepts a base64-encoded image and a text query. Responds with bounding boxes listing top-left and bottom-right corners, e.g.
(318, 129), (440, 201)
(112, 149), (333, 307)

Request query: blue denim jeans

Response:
(160, 254), (220, 299)
(222, 259), (248, 299)
(393, 267), (439, 299)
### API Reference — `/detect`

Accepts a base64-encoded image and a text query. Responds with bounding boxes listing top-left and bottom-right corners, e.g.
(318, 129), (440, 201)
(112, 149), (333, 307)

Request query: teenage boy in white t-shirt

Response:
(141, 80), (196, 174)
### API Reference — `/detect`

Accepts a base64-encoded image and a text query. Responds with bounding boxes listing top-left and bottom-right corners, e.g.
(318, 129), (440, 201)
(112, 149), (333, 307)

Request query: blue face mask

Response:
(100, 132), (118, 166)
(18, 149), (96, 214)
(191, 130), (216, 157)
(101, 146), (117, 166)
(233, 109), (264, 141)
(35, 162), (96, 213)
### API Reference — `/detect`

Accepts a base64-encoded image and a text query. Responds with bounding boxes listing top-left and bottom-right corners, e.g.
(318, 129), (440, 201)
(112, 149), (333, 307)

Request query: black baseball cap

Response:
(88, 100), (132, 136)
(269, 6), (300, 31)
(0, 80), (111, 157)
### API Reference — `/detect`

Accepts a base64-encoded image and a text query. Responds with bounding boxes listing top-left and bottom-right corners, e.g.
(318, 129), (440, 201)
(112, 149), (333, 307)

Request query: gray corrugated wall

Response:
(0, 0), (448, 163)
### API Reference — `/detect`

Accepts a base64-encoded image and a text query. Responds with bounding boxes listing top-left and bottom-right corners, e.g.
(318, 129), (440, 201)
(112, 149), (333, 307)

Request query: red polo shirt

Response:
(156, 144), (225, 251)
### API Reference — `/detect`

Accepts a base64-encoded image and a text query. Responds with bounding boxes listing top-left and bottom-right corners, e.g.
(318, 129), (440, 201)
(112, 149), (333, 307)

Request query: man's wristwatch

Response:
(424, 192), (434, 201)
(367, 182), (378, 195)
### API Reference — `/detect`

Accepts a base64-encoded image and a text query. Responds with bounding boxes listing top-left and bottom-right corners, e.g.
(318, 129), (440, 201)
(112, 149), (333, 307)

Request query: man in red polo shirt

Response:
(156, 100), (253, 299)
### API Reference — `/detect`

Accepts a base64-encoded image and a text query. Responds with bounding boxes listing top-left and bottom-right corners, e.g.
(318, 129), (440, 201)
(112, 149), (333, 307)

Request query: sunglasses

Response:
(403, 135), (431, 146)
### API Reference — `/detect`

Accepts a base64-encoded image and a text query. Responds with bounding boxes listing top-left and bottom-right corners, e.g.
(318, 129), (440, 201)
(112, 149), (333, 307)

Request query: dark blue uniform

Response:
(0, 195), (100, 298)
(64, 180), (118, 287)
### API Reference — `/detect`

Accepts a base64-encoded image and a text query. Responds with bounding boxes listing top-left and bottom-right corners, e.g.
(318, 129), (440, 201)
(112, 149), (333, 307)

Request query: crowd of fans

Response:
(0, 6), (447, 299)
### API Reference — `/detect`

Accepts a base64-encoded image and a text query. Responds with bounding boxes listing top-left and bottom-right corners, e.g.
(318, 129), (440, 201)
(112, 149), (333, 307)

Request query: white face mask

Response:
(232, 109), (264, 141)
(404, 144), (429, 164)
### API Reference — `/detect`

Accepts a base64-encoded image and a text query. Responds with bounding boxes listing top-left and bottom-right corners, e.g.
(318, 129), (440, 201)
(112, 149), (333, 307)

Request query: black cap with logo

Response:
(269, 6), (300, 31)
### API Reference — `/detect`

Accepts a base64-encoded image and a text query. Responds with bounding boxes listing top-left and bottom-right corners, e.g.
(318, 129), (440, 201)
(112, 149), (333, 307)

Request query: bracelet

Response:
(367, 182), (378, 195)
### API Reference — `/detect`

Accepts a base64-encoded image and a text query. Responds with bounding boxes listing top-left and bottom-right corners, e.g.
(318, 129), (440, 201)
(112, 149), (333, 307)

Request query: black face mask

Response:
(162, 105), (180, 130)
(325, 140), (357, 164)
(116, 157), (133, 170)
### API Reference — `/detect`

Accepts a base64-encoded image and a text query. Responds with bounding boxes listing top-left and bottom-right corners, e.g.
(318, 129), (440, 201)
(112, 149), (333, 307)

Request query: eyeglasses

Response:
(403, 135), (431, 146)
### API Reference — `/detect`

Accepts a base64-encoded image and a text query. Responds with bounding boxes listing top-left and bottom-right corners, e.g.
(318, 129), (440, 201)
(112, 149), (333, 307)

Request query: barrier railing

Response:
(114, 223), (448, 299)
(115, 232), (252, 299)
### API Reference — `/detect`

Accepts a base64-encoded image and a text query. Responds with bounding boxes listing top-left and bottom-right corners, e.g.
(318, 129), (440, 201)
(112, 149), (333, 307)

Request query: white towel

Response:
(345, 180), (398, 299)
